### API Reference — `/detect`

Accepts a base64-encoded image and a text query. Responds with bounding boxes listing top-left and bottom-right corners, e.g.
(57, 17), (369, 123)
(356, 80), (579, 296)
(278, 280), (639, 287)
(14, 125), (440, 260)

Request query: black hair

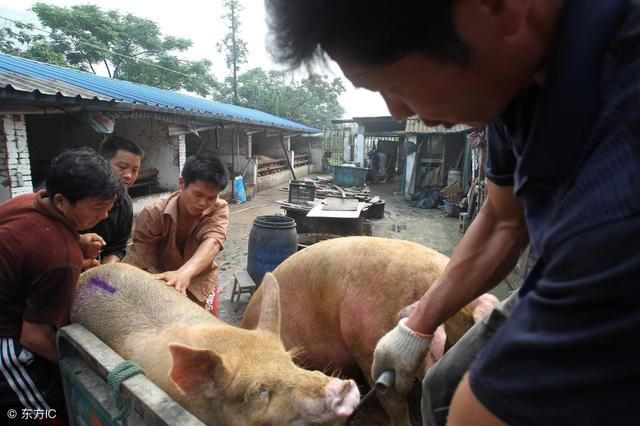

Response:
(99, 135), (145, 160)
(265, 0), (469, 68)
(46, 147), (122, 203)
(181, 152), (229, 190)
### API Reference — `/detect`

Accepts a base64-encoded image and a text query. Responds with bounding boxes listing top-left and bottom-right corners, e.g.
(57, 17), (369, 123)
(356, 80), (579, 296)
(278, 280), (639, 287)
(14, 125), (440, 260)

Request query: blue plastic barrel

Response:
(247, 215), (297, 286)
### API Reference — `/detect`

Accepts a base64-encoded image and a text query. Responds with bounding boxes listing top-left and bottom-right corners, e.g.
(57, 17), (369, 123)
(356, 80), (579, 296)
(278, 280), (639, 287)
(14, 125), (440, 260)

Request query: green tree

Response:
(217, 0), (248, 105)
(0, 21), (68, 65)
(217, 67), (345, 128)
(0, 3), (217, 96)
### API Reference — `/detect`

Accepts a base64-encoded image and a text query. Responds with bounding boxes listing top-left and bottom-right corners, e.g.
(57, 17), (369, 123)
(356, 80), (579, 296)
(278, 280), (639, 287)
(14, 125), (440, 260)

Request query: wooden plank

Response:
(279, 133), (297, 181)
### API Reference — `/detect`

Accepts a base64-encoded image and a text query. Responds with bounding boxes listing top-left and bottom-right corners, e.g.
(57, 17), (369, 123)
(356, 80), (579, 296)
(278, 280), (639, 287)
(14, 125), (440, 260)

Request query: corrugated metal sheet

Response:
(0, 72), (113, 101)
(0, 53), (319, 133)
(405, 116), (470, 134)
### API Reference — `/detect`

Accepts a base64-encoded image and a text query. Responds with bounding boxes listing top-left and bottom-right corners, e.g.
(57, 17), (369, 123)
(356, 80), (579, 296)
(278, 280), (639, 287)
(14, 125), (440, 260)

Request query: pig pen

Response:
(130, 177), (514, 425)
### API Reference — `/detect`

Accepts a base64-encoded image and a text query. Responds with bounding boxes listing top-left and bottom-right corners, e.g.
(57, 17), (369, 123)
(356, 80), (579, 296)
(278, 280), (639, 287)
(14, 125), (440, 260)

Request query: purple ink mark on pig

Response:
(88, 276), (116, 294)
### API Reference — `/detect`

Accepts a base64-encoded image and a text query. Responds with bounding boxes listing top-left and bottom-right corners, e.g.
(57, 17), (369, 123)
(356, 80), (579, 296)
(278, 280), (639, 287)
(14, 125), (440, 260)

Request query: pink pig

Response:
(72, 263), (360, 425)
(242, 236), (499, 426)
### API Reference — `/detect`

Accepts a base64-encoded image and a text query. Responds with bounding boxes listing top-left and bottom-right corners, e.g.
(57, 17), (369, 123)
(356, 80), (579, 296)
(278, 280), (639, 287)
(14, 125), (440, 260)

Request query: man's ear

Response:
(178, 176), (185, 191)
(52, 193), (67, 211)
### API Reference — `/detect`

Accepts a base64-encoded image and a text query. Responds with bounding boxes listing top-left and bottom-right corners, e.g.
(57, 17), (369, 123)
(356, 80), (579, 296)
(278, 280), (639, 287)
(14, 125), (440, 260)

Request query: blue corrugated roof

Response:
(0, 53), (320, 133)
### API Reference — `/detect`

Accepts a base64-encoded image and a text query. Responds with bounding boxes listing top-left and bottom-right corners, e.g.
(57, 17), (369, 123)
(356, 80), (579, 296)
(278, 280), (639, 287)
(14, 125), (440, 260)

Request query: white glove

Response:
(372, 318), (432, 395)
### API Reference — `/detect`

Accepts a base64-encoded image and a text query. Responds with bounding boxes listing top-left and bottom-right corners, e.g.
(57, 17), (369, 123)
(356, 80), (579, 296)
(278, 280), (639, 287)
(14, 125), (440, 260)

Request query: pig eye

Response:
(251, 385), (270, 405)
(257, 389), (270, 404)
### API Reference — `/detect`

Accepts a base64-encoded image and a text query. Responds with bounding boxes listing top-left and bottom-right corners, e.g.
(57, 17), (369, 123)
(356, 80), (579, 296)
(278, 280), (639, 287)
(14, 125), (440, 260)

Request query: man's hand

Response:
(79, 233), (105, 259)
(82, 258), (100, 271)
(153, 270), (192, 295)
(372, 318), (432, 396)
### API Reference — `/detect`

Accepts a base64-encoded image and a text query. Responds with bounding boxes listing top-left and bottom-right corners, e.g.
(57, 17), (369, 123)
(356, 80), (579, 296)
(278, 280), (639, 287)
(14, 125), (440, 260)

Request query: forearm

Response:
(407, 184), (529, 334)
(100, 240), (128, 264)
(20, 321), (58, 363)
(101, 254), (121, 264)
(178, 239), (222, 279)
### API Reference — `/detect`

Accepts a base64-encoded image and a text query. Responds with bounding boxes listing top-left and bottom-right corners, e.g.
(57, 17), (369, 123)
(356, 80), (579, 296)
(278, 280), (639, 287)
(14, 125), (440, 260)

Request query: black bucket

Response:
(367, 200), (386, 219)
(247, 215), (298, 286)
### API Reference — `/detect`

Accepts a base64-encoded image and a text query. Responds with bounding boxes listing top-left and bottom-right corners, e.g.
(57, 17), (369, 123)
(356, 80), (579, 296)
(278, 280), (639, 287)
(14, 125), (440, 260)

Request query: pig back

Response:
(71, 263), (215, 352)
(242, 236), (449, 372)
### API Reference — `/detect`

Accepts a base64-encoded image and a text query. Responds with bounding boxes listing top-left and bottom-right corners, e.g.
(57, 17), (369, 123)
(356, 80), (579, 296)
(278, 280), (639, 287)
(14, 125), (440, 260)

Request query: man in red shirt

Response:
(0, 148), (121, 422)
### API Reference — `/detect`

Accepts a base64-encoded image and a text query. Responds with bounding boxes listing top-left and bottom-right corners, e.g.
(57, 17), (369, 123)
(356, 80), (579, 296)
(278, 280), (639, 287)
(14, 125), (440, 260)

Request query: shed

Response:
(403, 117), (473, 200)
(0, 53), (321, 202)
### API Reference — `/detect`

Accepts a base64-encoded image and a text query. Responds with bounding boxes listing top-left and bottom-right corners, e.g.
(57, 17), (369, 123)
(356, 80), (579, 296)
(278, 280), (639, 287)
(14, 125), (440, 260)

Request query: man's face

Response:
(178, 178), (221, 218)
(109, 149), (142, 188)
(54, 194), (115, 230)
(336, 53), (522, 128)
(332, 0), (548, 127)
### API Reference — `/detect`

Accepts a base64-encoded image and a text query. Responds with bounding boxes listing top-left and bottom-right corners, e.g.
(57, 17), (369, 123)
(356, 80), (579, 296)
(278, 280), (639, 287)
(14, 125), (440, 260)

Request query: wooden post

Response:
(308, 137), (312, 174)
(279, 133), (297, 181)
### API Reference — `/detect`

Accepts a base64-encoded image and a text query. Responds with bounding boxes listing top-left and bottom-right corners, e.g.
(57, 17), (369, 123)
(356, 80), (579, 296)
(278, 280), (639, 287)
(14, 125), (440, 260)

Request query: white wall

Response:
(117, 119), (182, 191)
(0, 115), (33, 201)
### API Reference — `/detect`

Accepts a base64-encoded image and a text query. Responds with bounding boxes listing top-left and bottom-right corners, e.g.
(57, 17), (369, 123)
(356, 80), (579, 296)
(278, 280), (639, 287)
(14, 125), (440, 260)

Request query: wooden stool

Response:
(230, 270), (256, 303)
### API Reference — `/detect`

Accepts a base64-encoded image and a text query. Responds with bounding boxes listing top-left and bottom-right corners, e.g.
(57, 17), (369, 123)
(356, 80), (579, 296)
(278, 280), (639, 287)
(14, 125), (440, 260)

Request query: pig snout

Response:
(290, 378), (360, 425)
(325, 378), (360, 418)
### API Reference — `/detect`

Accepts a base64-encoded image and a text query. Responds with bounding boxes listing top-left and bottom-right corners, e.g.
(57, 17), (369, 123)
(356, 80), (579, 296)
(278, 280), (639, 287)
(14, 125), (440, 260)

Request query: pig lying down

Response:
(241, 236), (498, 426)
(71, 263), (360, 425)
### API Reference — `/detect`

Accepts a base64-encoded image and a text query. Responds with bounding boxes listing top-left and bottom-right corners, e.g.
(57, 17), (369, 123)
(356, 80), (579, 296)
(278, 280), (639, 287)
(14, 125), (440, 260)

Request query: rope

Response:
(107, 360), (146, 425)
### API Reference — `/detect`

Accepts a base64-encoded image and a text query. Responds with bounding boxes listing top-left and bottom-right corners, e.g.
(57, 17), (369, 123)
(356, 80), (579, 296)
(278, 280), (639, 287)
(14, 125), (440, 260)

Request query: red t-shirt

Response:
(0, 191), (82, 337)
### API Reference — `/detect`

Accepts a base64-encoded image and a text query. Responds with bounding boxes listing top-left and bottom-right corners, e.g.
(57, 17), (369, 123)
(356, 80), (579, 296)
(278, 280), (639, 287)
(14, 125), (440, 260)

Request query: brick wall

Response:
(0, 115), (33, 202)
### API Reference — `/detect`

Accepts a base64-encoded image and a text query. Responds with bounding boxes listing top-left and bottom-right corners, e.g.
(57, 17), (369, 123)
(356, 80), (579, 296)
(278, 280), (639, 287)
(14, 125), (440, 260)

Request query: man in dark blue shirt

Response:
(264, 1), (639, 425)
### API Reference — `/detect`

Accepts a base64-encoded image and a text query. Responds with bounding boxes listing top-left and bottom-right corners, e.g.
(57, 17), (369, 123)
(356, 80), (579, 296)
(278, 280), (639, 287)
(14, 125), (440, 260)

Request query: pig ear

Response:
(168, 343), (232, 398)
(256, 273), (281, 337)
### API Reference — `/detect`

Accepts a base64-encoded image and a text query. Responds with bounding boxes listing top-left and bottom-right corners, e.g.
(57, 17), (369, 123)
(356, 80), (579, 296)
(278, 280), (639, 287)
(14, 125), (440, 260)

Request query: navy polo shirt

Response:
(471, 0), (640, 424)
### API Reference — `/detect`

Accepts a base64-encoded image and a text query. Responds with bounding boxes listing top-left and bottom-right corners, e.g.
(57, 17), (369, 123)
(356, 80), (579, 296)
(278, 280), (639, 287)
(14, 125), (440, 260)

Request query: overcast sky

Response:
(0, 0), (390, 119)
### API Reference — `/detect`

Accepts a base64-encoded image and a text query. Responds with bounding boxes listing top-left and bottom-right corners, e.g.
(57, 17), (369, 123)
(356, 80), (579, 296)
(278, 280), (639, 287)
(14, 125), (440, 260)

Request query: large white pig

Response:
(241, 236), (498, 426)
(71, 263), (360, 425)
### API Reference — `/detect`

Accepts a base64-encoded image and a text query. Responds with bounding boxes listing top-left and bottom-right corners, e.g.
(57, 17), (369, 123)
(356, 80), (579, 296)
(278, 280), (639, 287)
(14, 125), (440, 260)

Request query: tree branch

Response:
(103, 59), (112, 78)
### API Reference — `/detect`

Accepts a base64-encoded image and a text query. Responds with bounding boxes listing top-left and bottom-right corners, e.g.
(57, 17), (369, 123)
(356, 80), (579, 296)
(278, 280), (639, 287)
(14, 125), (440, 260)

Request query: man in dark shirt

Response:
(264, 1), (640, 425)
(0, 148), (120, 419)
(83, 136), (144, 269)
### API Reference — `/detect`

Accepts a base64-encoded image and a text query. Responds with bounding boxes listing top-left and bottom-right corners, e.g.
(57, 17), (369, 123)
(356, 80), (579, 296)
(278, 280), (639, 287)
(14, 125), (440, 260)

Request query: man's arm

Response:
(371, 180), (528, 394)
(101, 254), (122, 264)
(154, 239), (222, 294)
(20, 321), (58, 363)
(448, 374), (507, 426)
(406, 180), (529, 335)
(154, 203), (228, 294)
